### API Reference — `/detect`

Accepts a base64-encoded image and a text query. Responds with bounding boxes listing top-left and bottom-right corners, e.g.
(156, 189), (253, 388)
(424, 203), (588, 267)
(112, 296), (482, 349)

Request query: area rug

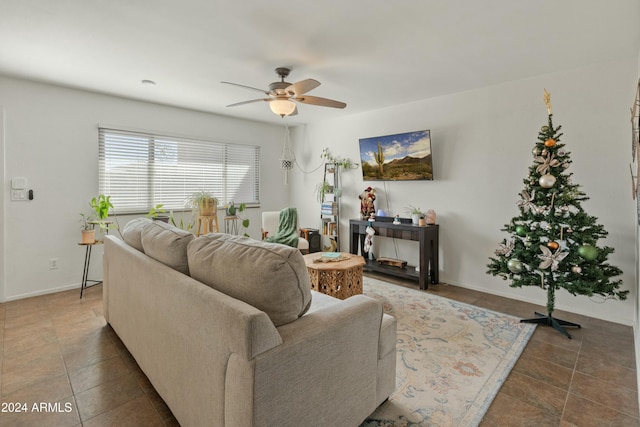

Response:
(360, 277), (536, 427)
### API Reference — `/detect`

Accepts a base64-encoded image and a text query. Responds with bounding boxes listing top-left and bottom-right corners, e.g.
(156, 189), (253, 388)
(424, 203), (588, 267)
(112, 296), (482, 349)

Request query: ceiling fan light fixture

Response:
(269, 99), (296, 117)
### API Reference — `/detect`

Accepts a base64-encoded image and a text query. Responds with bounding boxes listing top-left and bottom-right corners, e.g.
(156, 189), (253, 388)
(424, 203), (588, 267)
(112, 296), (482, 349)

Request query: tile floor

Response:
(0, 274), (637, 426)
(376, 273), (639, 427)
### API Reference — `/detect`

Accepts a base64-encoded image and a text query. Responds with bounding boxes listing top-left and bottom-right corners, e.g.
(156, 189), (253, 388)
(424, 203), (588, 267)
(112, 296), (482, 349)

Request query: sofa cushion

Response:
(141, 220), (194, 275)
(187, 234), (312, 326)
(122, 217), (153, 252)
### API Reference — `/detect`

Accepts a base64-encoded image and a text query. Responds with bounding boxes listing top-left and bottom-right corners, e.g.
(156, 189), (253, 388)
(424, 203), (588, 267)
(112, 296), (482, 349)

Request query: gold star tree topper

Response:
(544, 89), (552, 115)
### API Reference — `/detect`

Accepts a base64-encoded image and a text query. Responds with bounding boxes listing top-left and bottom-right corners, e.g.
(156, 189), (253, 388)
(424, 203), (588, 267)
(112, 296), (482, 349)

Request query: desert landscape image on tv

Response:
(359, 129), (433, 181)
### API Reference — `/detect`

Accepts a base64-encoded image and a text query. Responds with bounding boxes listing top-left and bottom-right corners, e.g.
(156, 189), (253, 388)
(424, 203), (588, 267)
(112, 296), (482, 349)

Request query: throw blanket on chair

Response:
(265, 208), (300, 248)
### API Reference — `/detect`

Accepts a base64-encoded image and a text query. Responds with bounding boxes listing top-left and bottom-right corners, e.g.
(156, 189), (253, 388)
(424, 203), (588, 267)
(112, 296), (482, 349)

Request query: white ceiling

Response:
(1, 0), (639, 125)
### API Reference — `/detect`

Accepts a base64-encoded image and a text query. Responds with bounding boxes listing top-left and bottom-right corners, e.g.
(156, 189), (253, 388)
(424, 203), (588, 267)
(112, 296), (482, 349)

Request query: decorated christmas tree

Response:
(487, 90), (627, 338)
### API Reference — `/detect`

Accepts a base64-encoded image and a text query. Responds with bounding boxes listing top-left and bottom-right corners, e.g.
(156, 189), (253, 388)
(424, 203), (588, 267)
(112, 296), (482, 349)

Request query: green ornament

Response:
(515, 225), (527, 237)
(577, 244), (598, 261)
(507, 259), (524, 274)
(541, 125), (549, 132)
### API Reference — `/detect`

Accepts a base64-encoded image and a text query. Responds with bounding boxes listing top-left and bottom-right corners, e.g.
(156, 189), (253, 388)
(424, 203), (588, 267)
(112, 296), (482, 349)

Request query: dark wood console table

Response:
(349, 218), (439, 289)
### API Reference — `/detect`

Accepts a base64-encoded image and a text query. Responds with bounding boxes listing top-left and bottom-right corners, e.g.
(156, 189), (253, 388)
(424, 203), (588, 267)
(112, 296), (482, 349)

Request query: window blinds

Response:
(99, 128), (260, 214)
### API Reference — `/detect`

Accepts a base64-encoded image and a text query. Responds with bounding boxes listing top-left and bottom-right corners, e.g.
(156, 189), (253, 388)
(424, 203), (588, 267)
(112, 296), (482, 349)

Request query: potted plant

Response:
(89, 194), (116, 232)
(169, 211), (194, 232)
(147, 204), (169, 223)
(405, 205), (425, 225)
(316, 181), (333, 203)
(187, 191), (218, 216)
(79, 213), (96, 243)
(223, 201), (251, 237)
(236, 202), (250, 237)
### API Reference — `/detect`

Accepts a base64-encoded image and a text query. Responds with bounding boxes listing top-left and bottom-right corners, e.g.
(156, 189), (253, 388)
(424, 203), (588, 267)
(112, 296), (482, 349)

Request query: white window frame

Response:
(98, 127), (260, 214)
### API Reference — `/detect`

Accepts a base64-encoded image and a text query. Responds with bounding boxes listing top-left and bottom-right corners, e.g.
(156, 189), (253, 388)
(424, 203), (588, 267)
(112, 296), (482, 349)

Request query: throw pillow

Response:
(121, 217), (153, 252)
(187, 234), (312, 326)
(141, 220), (195, 275)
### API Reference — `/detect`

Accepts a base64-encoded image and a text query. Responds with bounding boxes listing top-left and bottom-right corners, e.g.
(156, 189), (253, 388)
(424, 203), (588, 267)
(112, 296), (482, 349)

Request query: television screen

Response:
(359, 129), (433, 181)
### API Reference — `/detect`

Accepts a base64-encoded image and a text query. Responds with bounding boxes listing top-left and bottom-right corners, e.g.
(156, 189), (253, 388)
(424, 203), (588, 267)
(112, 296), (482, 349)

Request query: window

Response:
(98, 128), (260, 214)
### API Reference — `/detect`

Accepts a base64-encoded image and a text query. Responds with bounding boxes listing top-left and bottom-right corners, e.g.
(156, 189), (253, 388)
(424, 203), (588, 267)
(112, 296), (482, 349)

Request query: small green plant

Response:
(321, 148), (359, 169)
(224, 201), (250, 237)
(186, 191), (218, 209)
(79, 213), (94, 230)
(236, 203), (250, 237)
(88, 194), (116, 231)
(146, 204), (166, 219)
(405, 205), (424, 215)
(90, 195), (112, 220)
(405, 205), (425, 225)
(169, 211), (194, 232)
(316, 181), (332, 203)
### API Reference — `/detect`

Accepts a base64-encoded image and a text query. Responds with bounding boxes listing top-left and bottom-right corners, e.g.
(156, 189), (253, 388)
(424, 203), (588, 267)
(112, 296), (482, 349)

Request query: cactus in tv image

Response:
(374, 141), (385, 176)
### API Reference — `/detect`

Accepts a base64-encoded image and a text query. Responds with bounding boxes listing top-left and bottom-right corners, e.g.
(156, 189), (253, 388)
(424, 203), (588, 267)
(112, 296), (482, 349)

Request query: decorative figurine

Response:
(359, 187), (376, 220)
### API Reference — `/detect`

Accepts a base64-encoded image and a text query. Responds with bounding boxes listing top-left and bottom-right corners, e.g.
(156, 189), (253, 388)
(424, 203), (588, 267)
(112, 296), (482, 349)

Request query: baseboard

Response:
(1, 282), (81, 302)
(439, 279), (634, 327)
(635, 321), (640, 416)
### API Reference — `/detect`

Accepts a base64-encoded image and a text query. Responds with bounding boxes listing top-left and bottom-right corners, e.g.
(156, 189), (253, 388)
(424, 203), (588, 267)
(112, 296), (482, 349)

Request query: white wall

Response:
(635, 47), (640, 413)
(0, 76), (289, 301)
(290, 58), (638, 325)
(0, 106), (5, 302)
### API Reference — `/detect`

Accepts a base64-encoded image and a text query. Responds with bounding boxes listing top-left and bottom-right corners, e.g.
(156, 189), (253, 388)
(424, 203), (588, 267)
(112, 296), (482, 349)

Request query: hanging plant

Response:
(316, 181), (333, 203)
(321, 148), (359, 169)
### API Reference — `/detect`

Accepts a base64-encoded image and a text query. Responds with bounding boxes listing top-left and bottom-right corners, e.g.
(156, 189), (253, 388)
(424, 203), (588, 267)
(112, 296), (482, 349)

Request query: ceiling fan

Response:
(222, 67), (347, 117)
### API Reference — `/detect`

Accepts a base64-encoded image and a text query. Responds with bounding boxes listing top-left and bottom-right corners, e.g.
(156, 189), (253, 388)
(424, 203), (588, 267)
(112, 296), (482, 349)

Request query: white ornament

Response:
(539, 174), (556, 188)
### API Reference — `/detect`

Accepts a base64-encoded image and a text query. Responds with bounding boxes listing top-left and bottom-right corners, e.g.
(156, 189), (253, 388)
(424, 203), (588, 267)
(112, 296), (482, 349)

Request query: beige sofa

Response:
(103, 219), (396, 427)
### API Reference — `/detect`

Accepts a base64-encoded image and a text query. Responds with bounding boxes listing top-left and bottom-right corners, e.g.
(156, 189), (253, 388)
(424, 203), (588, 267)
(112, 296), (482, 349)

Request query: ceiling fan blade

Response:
(221, 81), (270, 95)
(295, 95), (346, 109)
(226, 98), (269, 107)
(285, 79), (320, 97)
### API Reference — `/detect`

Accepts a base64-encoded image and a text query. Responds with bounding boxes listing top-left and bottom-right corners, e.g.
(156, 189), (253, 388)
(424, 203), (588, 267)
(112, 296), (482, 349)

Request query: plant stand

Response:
(196, 213), (219, 236)
(520, 311), (581, 339)
(78, 240), (103, 298)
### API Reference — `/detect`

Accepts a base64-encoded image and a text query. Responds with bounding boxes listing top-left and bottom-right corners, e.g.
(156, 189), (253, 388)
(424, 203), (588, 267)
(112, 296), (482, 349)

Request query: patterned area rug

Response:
(361, 277), (536, 427)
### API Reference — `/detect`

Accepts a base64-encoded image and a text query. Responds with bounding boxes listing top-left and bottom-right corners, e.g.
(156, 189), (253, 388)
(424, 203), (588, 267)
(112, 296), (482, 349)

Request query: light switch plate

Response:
(11, 177), (28, 190)
(11, 190), (27, 201)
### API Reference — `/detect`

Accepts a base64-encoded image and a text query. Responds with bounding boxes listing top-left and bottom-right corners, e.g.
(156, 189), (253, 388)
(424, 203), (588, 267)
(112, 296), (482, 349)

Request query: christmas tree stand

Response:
(521, 311), (580, 339)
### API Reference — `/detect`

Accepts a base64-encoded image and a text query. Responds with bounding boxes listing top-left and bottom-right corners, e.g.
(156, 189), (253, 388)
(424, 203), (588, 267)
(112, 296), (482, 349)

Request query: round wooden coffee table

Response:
(303, 252), (365, 299)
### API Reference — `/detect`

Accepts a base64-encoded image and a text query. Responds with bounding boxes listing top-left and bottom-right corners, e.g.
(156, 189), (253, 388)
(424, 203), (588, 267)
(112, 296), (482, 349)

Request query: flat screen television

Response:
(359, 129), (433, 181)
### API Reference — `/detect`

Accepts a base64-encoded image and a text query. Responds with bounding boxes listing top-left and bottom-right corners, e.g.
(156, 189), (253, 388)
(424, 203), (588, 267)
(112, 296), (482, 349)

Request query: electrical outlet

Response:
(49, 258), (58, 270)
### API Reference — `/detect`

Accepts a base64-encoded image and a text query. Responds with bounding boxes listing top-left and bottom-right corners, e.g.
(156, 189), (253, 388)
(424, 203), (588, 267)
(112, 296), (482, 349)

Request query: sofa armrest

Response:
(379, 313), (397, 359)
(225, 294), (384, 427)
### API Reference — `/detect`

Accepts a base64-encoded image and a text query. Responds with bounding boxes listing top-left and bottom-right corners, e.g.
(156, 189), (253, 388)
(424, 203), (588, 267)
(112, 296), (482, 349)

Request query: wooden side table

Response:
(196, 213), (219, 236)
(303, 252), (365, 300)
(78, 240), (104, 298)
